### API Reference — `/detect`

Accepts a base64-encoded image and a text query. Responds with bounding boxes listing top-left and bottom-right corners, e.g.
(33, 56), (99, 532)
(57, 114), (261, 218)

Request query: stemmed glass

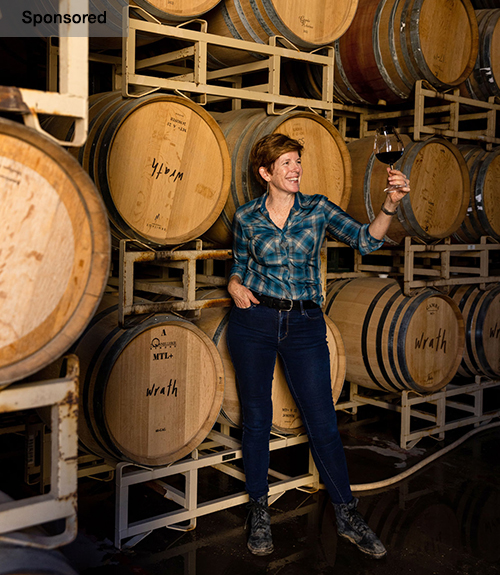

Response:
(374, 125), (405, 192)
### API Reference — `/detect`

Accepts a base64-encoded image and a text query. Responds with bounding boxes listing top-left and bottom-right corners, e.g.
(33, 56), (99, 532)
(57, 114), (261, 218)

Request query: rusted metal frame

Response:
(0, 357), (79, 549)
(114, 432), (318, 548)
(118, 240), (233, 325)
(15, 0), (88, 147)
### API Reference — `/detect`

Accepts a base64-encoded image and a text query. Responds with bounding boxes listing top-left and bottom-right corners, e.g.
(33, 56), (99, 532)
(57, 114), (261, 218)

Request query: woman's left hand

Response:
(386, 167), (410, 205)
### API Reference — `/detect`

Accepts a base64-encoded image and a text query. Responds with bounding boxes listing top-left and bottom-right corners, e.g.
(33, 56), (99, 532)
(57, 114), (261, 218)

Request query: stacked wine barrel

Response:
(0, 118), (110, 390)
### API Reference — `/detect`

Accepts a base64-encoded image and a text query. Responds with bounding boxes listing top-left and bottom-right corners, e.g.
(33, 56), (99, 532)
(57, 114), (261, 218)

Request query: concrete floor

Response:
(59, 406), (500, 575)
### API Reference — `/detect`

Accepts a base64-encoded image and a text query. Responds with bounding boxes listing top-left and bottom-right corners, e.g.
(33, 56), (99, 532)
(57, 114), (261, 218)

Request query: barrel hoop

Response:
(387, 294), (415, 389)
(474, 287), (500, 377)
(449, 285), (476, 377)
(373, 0), (409, 100)
(324, 279), (353, 315)
(406, 0), (437, 85)
(212, 308), (231, 345)
(374, 287), (406, 391)
(235, 0), (268, 44)
(478, 10), (500, 97)
(388, 0), (414, 90)
(334, 42), (371, 105)
(82, 320), (124, 459)
(394, 0), (420, 88)
(464, 290), (485, 376)
(395, 291), (432, 391)
(249, 0), (276, 40)
(361, 283), (401, 391)
(475, 148), (500, 238)
(221, 1), (246, 41)
(259, 0), (312, 49)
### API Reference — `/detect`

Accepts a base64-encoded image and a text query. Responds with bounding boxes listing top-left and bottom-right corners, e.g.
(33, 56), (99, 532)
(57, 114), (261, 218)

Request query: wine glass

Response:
(374, 125), (405, 192)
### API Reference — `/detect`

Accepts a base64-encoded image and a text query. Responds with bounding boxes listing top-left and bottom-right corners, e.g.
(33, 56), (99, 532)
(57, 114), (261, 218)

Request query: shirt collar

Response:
(254, 192), (304, 214)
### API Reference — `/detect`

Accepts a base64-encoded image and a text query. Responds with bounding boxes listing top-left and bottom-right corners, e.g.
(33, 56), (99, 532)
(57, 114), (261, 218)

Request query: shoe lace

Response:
(346, 508), (370, 535)
(245, 499), (269, 531)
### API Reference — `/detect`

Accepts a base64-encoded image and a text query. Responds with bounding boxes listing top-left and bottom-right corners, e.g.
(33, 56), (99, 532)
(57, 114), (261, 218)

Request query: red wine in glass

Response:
(374, 125), (405, 191)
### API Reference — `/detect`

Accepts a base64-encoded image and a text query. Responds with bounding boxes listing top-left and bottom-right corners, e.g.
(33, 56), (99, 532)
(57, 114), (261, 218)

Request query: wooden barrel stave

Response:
(74, 297), (224, 466)
(325, 278), (465, 394)
(0, 119), (110, 388)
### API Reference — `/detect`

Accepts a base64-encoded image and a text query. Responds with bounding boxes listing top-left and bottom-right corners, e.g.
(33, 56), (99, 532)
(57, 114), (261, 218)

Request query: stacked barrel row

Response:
(2, 0), (499, 473)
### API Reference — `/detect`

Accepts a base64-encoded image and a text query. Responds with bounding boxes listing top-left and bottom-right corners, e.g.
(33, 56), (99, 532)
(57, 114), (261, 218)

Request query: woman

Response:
(227, 133), (409, 558)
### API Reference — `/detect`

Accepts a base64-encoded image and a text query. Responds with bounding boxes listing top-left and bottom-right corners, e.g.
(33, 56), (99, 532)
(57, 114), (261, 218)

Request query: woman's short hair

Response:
(250, 133), (304, 187)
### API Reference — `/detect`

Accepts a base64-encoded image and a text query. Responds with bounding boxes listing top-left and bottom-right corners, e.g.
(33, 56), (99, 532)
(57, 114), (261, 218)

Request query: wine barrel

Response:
(193, 291), (346, 434)
(346, 135), (470, 244)
(460, 9), (500, 101)
(333, 0), (479, 105)
(133, 0), (222, 20)
(449, 284), (500, 378)
(77, 92), (231, 247)
(74, 297), (224, 466)
(454, 145), (500, 243)
(325, 278), (465, 393)
(0, 118), (110, 388)
(205, 0), (359, 67)
(204, 109), (352, 246)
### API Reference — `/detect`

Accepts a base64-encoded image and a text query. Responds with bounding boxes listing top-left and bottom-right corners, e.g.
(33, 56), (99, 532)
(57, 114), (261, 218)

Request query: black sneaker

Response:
(333, 497), (387, 559)
(246, 495), (274, 555)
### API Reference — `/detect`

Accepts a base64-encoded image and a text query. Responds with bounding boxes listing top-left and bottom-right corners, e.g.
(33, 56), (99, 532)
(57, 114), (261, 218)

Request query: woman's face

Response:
(259, 151), (302, 195)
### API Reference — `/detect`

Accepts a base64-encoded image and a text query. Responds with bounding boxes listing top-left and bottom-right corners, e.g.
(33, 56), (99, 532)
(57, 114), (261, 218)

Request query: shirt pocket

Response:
(249, 233), (283, 266)
(290, 227), (317, 263)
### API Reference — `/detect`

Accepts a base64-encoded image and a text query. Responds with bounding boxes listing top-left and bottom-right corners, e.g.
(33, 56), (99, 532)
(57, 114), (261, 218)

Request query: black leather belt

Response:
(252, 292), (319, 311)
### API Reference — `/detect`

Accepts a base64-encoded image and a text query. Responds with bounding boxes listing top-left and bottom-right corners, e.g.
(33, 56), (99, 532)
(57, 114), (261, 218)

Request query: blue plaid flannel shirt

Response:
(230, 192), (384, 306)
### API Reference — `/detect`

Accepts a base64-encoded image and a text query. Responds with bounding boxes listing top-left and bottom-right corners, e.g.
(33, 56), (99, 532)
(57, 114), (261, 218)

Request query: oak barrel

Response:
(334, 0), (479, 105)
(449, 284), (500, 378)
(454, 145), (500, 243)
(132, 0), (223, 20)
(325, 278), (465, 393)
(347, 135), (470, 244)
(204, 109), (352, 246)
(74, 298), (224, 466)
(193, 292), (346, 434)
(77, 92), (231, 247)
(460, 9), (500, 101)
(0, 119), (110, 388)
(205, 0), (359, 67)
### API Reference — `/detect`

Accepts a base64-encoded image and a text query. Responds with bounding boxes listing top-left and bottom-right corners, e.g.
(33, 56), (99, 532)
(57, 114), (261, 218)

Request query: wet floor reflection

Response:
(63, 428), (500, 575)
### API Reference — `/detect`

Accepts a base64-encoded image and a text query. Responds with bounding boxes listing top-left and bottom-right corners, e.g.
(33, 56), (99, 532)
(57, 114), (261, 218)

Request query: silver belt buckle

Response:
(283, 298), (293, 312)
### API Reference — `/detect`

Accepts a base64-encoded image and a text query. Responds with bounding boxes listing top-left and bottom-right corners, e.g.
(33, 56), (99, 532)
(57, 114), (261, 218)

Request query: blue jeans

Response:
(226, 303), (353, 504)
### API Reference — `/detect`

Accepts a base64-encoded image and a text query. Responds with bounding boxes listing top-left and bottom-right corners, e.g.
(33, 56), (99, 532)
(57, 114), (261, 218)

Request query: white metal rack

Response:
(114, 426), (318, 549)
(337, 377), (500, 450)
(0, 356), (79, 549)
